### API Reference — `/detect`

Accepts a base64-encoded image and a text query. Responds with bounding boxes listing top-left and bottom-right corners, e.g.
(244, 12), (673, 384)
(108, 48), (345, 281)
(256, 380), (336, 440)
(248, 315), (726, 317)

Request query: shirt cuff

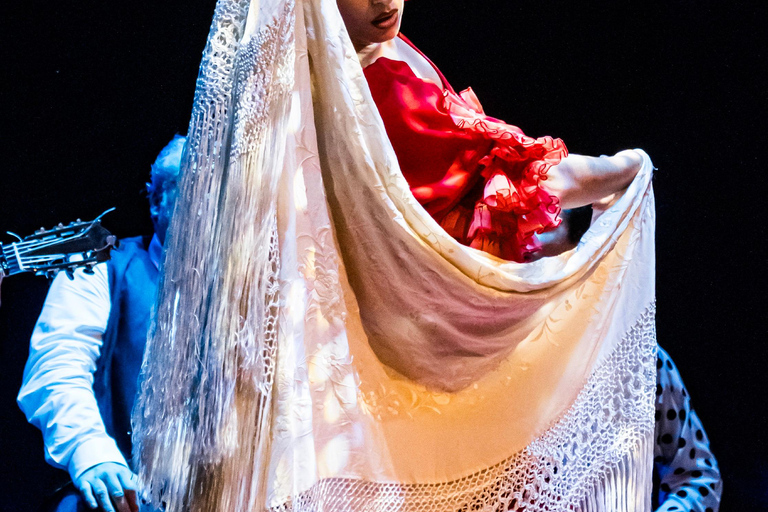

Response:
(68, 435), (129, 481)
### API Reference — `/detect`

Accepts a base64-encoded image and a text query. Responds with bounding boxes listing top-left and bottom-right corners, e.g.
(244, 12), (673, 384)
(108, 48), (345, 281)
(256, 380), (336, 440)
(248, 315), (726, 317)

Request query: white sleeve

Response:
(17, 263), (129, 481)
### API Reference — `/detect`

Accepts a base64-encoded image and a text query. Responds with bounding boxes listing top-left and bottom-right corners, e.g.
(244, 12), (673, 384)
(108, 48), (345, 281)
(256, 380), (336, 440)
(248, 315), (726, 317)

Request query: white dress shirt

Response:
(17, 235), (162, 480)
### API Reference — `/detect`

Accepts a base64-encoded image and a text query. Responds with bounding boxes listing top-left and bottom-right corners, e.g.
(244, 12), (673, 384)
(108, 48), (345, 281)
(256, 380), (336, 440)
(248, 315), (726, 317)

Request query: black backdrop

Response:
(1, 1), (766, 510)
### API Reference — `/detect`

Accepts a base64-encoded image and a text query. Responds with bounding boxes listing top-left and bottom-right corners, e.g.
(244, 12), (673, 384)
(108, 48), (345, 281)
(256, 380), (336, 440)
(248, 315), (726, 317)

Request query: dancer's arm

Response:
(544, 150), (643, 209)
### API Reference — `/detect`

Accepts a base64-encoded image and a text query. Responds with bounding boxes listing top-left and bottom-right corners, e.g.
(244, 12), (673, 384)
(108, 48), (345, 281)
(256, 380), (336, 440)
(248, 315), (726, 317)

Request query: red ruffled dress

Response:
(363, 35), (567, 262)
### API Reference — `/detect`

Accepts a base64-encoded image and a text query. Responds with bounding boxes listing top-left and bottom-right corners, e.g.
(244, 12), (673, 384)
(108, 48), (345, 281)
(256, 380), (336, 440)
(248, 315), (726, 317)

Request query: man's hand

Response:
(73, 462), (139, 512)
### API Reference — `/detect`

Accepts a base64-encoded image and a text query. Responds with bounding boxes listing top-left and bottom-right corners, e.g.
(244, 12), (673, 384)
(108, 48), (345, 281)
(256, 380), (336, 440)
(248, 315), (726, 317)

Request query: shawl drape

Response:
(133, 0), (658, 510)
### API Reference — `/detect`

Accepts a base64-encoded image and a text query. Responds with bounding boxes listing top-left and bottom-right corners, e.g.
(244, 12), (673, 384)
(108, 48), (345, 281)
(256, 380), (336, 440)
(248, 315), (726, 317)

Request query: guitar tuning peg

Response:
(65, 268), (75, 280)
(46, 270), (57, 280)
(83, 265), (95, 275)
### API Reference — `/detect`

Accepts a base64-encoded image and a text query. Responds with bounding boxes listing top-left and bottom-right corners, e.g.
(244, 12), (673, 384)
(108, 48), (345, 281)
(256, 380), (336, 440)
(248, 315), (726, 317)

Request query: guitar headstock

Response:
(1, 212), (119, 279)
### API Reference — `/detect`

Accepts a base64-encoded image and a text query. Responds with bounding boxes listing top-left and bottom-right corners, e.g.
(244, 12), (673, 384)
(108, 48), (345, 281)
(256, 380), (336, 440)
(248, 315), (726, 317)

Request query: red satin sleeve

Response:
(363, 40), (567, 262)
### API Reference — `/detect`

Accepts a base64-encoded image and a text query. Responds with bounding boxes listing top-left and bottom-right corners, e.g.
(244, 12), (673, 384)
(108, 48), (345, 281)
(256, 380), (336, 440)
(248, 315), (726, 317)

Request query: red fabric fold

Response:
(364, 36), (567, 262)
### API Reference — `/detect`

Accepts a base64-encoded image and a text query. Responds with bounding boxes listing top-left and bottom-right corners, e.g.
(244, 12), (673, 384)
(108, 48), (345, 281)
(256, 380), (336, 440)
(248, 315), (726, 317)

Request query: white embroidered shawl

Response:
(133, 0), (658, 510)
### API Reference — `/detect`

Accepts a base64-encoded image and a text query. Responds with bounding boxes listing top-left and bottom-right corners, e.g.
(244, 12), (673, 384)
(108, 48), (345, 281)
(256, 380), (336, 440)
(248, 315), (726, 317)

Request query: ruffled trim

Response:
(441, 87), (567, 262)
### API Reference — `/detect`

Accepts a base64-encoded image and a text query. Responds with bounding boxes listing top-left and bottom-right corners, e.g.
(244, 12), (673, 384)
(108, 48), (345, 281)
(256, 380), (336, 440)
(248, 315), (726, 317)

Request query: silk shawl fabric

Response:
(133, 0), (658, 510)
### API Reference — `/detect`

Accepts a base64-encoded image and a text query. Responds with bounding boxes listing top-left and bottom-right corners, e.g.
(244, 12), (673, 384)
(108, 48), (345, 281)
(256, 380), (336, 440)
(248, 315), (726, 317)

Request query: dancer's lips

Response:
(371, 9), (398, 30)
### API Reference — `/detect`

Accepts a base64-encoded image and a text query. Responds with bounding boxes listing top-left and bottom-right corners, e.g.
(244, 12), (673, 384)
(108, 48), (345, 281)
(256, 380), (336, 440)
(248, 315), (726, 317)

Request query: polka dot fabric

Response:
(653, 347), (722, 511)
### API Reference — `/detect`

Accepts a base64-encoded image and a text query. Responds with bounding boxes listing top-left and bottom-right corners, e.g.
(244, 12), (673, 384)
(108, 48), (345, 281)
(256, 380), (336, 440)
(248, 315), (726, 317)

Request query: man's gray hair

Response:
(147, 134), (186, 224)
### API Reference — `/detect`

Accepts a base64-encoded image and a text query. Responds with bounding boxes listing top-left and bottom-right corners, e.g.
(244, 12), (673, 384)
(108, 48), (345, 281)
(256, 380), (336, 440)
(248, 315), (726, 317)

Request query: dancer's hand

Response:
(74, 462), (139, 512)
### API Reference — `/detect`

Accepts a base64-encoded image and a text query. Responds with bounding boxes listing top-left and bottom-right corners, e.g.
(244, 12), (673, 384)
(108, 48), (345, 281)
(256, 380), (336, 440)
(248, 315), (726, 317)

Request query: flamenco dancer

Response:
(131, 1), (721, 511)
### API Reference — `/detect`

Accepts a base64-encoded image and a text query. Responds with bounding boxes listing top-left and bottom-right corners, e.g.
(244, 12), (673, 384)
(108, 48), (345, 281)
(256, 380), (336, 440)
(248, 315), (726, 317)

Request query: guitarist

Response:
(17, 135), (186, 512)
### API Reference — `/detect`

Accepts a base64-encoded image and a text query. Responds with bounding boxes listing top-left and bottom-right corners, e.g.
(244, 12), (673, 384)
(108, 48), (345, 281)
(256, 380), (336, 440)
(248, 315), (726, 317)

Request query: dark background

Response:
(1, 1), (766, 510)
